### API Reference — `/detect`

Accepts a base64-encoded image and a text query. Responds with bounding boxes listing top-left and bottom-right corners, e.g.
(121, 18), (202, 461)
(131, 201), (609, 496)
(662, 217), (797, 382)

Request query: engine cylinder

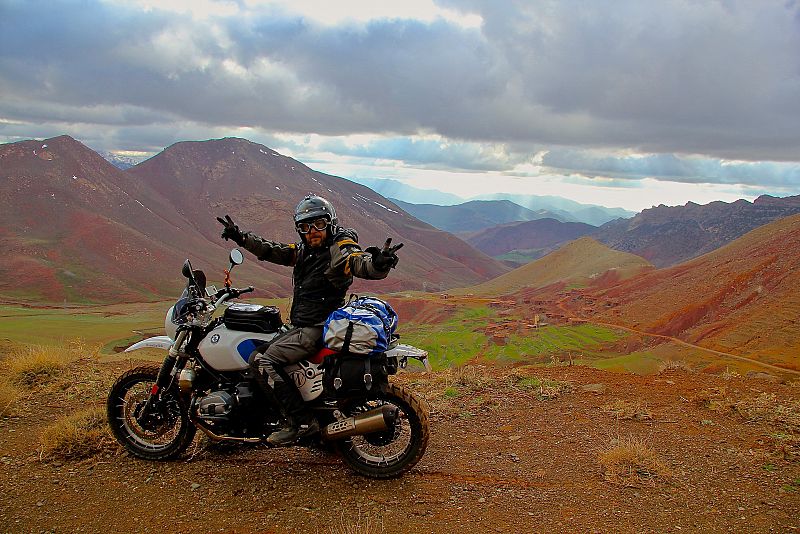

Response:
(178, 369), (195, 393)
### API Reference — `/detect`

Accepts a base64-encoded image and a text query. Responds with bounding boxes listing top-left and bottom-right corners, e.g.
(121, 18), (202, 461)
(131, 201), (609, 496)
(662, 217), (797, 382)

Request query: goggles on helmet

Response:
(296, 218), (329, 234)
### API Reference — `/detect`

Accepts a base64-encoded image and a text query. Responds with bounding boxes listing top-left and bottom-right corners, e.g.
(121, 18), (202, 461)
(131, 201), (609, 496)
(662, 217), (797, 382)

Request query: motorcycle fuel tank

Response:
(197, 324), (277, 371)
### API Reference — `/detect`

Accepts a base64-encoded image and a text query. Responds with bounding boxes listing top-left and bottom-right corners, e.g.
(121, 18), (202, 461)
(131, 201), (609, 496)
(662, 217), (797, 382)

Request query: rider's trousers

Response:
(252, 325), (323, 385)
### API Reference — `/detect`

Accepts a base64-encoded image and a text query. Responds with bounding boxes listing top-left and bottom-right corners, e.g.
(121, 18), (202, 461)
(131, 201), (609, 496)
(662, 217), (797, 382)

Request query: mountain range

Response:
(590, 213), (800, 368)
(464, 218), (596, 264)
(349, 177), (634, 225)
(390, 199), (568, 234)
(0, 136), (508, 303)
(593, 196), (800, 267)
(395, 192), (800, 269)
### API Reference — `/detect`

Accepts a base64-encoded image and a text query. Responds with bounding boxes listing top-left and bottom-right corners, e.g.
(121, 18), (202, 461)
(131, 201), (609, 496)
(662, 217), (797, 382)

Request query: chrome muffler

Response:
(322, 405), (399, 440)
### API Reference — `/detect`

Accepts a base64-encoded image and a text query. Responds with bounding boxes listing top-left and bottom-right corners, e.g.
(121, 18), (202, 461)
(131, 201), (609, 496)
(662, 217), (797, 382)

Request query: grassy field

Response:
(401, 305), (628, 369)
(0, 298), (289, 356)
(0, 302), (170, 350)
(4, 299), (758, 377)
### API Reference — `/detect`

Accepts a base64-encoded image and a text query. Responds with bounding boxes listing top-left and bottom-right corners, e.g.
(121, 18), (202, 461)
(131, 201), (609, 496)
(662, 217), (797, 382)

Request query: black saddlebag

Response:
(323, 353), (397, 399)
(223, 303), (282, 334)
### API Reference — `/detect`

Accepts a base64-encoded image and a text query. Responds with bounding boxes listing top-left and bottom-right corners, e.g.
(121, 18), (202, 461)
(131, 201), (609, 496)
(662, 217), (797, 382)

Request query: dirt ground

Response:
(1, 362), (799, 534)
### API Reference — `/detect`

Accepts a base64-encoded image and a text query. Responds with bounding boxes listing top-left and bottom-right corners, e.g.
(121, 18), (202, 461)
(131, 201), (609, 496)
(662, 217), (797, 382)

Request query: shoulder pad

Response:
(333, 227), (359, 243)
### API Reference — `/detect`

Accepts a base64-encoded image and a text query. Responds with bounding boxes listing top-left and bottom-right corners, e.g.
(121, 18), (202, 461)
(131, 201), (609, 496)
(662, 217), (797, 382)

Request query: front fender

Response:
(124, 336), (174, 352)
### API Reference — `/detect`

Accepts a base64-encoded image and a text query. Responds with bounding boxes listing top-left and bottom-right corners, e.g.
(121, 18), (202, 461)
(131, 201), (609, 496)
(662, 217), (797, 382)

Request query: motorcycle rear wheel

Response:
(107, 365), (196, 461)
(336, 382), (429, 478)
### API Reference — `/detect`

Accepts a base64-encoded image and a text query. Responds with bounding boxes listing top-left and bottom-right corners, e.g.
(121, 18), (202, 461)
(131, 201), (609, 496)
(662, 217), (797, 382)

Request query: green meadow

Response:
(3, 300), (714, 375)
(400, 305), (627, 369)
(0, 303), (169, 350)
(0, 299), (290, 355)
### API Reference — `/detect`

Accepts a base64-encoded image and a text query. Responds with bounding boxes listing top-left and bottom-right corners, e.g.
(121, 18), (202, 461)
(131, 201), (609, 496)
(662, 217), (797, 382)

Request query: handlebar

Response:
(212, 285), (255, 308)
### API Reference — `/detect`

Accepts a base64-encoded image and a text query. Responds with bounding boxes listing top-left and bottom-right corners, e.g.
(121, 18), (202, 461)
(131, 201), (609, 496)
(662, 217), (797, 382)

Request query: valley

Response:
(2, 134), (800, 533)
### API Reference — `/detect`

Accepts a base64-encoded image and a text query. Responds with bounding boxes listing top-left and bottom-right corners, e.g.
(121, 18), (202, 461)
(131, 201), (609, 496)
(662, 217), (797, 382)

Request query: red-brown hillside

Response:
(0, 136), (255, 302)
(127, 138), (508, 295)
(0, 136), (507, 303)
(465, 218), (595, 257)
(593, 195), (800, 267)
(591, 213), (800, 369)
(454, 237), (652, 297)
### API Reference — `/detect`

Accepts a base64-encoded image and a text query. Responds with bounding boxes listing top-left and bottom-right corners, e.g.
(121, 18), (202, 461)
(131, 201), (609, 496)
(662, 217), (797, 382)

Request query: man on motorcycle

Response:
(217, 194), (402, 445)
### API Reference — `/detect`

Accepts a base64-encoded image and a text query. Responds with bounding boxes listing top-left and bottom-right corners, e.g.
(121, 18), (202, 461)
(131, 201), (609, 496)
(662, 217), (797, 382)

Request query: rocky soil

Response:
(1, 361), (799, 533)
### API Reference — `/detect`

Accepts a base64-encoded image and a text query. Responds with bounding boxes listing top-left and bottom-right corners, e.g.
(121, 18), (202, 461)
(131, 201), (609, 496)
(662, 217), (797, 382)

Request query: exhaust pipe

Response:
(322, 405), (399, 440)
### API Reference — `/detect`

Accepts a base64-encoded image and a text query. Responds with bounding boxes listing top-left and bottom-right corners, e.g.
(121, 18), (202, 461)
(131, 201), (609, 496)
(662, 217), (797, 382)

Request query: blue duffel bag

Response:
(323, 296), (398, 356)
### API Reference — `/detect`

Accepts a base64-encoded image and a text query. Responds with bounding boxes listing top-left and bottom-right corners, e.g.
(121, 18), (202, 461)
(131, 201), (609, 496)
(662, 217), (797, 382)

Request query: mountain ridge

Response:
(589, 212), (800, 367)
(0, 135), (508, 303)
(593, 195), (800, 267)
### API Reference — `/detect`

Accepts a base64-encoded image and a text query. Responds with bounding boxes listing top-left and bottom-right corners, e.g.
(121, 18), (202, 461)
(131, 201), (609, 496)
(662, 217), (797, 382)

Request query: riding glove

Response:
(217, 214), (246, 246)
(366, 238), (403, 271)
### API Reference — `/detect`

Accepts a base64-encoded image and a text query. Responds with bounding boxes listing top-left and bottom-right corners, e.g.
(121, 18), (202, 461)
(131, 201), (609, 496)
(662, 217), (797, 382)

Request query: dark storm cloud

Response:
(1, 0), (799, 180)
(438, 0), (800, 159)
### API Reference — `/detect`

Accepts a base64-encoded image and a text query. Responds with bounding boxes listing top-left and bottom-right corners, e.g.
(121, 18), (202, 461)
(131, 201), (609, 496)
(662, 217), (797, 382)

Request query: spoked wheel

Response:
(336, 382), (430, 478)
(106, 365), (196, 460)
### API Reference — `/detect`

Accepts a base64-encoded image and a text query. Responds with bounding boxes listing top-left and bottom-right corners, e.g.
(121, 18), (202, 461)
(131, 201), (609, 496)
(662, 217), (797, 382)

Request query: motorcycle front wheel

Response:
(336, 382), (430, 479)
(106, 365), (196, 461)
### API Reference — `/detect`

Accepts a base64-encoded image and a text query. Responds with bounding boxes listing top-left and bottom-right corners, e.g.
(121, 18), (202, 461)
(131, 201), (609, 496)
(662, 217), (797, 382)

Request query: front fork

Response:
(143, 329), (189, 415)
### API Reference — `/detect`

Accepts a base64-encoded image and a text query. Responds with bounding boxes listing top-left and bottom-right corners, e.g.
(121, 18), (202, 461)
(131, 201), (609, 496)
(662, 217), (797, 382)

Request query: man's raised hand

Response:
(217, 214), (246, 246)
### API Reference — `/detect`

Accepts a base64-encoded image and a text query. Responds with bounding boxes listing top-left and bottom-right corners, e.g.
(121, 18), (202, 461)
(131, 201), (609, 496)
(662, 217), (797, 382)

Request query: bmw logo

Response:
(210, 334), (220, 344)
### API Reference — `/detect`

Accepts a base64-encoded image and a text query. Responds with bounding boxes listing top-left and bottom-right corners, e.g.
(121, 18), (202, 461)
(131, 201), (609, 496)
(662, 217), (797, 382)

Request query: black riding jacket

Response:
(240, 227), (390, 327)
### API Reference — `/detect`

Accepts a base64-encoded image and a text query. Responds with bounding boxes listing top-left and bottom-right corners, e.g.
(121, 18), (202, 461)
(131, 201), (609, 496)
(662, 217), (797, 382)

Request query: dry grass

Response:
(695, 387), (800, 460)
(602, 399), (653, 421)
(0, 380), (21, 416)
(657, 359), (691, 373)
(326, 508), (384, 534)
(39, 407), (114, 460)
(513, 375), (573, 400)
(599, 436), (671, 486)
(720, 367), (742, 380)
(0, 341), (91, 387)
(407, 365), (574, 418)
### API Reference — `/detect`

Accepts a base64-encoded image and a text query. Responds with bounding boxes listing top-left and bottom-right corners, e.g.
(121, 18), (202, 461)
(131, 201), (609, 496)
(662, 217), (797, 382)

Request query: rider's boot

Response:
(266, 381), (319, 446)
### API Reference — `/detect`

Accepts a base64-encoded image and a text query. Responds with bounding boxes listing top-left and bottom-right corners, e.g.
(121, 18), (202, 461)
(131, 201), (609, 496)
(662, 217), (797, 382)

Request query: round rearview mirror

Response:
(229, 249), (244, 265)
(182, 259), (194, 279)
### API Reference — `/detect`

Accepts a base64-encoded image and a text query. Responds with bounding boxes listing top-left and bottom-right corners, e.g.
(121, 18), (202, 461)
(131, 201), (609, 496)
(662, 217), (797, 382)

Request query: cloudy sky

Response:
(1, 0), (799, 211)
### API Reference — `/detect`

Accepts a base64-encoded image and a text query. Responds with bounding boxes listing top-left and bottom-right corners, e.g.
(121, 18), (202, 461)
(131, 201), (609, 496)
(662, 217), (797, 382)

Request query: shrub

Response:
(1, 344), (74, 387)
(0, 380), (20, 416)
(515, 375), (572, 400)
(327, 508), (384, 534)
(720, 367), (741, 380)
(599, 436), (671, 486)
(602, 399), (653, 421)
(657, 359), (690, 373)
(39, 407), (113, 460)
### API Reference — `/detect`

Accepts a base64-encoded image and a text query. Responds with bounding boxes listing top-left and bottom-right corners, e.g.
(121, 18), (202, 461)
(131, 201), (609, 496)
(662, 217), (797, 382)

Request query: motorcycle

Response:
(106, 249), (431, 478)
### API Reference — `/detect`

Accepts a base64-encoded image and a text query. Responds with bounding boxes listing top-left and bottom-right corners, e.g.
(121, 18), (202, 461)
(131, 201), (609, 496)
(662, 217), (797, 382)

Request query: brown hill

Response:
(453, 237), (652, 297)
(593, 195), (800, 267)
(465, 218), (595, 258)
(591, 213), (800, 368)
(0, 135), (250, 302)
(127, 137), (508, 295)
(0, 135), (507, 303)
